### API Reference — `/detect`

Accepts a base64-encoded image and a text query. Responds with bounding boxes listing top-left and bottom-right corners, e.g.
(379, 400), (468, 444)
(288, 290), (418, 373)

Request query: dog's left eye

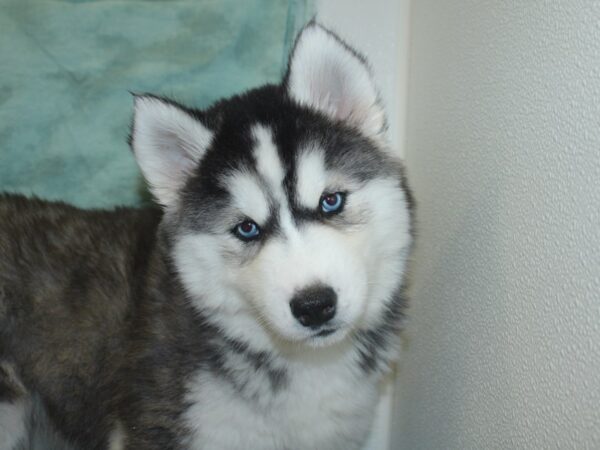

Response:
(320, 192), (345, 214)
(234, 220), (261, 241)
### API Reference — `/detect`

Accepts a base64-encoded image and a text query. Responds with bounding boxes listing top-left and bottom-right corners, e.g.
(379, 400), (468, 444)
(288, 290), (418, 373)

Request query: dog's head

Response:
(130, 24), (413, 347)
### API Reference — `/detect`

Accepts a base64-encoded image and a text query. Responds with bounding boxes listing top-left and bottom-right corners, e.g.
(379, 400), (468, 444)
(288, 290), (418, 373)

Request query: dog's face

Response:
(131, 25), (412, 347)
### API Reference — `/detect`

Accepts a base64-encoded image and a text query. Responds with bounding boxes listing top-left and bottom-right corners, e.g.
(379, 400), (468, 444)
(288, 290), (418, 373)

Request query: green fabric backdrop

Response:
(0, 0), (313, 207)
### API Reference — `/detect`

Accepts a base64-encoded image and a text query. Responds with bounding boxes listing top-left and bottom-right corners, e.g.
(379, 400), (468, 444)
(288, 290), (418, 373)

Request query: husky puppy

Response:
(0, 23), (413, 450)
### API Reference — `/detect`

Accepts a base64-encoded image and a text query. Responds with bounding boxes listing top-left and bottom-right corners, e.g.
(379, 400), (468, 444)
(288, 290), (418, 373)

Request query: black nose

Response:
(290, 285), (337, 328)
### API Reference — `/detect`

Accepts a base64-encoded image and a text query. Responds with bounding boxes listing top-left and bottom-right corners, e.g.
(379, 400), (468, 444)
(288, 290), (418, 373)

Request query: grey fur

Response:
(0, 194), (292, 448)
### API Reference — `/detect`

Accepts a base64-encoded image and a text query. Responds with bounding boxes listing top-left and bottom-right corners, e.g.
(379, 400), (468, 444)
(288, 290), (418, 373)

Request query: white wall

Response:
(393, 1), (600, 448)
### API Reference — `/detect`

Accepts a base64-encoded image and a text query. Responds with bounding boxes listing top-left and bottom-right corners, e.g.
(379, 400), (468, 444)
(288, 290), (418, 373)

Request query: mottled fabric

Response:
(0, 0), (313, 208)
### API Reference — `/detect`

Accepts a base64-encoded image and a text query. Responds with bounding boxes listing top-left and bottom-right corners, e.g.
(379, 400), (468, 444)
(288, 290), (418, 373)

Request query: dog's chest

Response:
(182, 360), (377, 450)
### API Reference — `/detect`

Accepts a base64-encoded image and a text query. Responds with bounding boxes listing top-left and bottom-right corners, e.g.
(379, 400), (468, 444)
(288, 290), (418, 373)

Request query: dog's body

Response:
(0, 24), (413, 449)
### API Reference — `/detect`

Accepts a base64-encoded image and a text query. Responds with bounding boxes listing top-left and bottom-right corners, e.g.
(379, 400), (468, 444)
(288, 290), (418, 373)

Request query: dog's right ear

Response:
(130, 95), (213, 208)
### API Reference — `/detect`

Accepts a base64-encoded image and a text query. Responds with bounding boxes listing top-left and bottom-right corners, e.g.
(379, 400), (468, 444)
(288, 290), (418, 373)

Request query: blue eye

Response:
(320, 192), (345, 214)
(235, 220), (261, 241)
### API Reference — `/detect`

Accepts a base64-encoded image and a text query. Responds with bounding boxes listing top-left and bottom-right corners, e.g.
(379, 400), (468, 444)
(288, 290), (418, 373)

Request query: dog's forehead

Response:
(251, 124), (287, 202)
(180, 93), (395, 233)
(202, 88), (390, 191)
(214, 124), (288, 227)
(221, 123), (330, 219)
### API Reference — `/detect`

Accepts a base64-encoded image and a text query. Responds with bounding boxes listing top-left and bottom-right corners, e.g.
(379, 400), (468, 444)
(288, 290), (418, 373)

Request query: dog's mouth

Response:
(314, 328), (336, 337)
(303, 325), (350, 348)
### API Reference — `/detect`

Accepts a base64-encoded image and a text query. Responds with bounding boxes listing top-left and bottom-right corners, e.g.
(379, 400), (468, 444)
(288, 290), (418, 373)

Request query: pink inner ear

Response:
(312, 69), (373, 128)
(159, 131), (199, 175)
(306, 67), (346, 120)
(164, 149), (196, 178)
(288, 30), (384, 137)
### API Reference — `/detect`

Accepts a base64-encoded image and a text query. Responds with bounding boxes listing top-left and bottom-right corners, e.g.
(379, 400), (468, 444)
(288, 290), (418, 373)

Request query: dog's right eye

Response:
(320, 192), (345, 215)
(234, 219), (261, 241)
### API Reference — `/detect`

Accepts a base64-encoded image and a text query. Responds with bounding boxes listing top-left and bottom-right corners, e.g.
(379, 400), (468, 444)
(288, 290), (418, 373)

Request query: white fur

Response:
(131, 96), (213, 208)
(295, 146), (327, 208)
(184, 352), (377, 450)
(107, 421), (125, 450)
(174, 232), (278, 353)
(238, 218), (368, 344)
(252, 125), (285, 197)
(351, 178), (411, 327)
(174, 234), (237, 314)
(287, 24), (385, 138)
(223, 170), (270, 225)
(0, 400), (27, 450)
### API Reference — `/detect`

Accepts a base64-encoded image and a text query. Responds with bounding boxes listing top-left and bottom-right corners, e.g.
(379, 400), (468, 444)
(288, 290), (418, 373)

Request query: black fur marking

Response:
(218, 337), (288, 393)
(354, 282), (410, 373)
(168, 83), (397, 241)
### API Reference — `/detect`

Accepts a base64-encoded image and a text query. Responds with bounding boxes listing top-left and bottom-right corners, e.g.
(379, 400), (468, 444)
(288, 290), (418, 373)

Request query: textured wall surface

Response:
(392, 1), (600, 448)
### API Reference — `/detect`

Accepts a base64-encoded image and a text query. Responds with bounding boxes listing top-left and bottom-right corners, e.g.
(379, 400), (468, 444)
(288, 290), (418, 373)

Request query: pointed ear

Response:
(285, 23), (386, 138)
(130, 95), (213, 208)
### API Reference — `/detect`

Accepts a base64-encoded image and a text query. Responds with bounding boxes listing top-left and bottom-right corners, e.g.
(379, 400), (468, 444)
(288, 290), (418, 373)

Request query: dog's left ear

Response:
(285, 23), (385, 138)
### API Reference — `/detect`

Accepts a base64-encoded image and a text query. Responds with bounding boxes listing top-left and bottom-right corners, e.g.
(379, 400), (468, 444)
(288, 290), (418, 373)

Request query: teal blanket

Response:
(0, 0), (313, 207)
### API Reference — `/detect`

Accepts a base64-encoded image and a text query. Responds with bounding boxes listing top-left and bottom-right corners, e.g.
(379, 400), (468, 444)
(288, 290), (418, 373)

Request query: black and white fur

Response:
(0, 23), (413, 449)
